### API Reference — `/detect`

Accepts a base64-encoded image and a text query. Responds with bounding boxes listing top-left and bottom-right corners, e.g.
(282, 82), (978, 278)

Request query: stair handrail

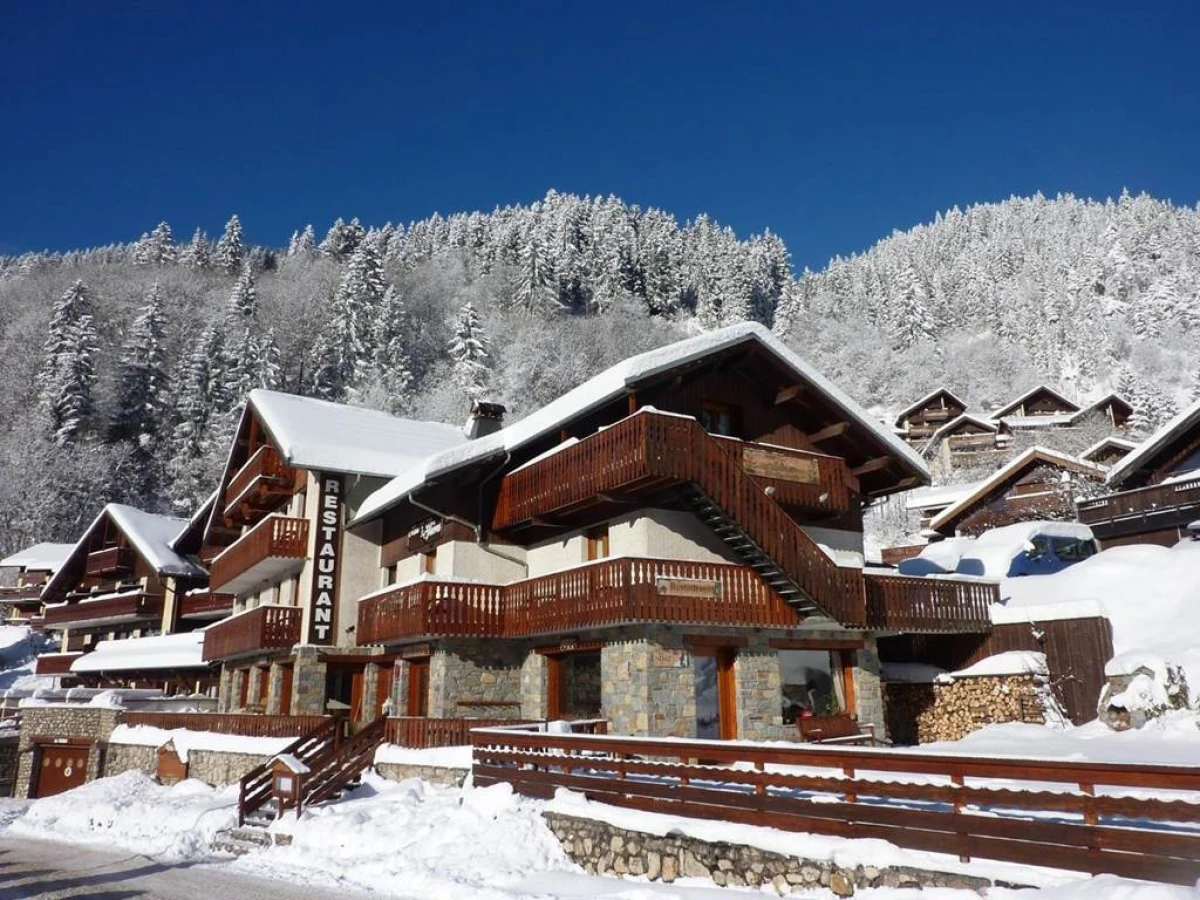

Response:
(236, 715), (343, 826)
(299, 715), (388, 810)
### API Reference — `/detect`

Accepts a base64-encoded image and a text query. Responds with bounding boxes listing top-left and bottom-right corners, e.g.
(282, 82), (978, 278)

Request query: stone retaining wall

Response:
(374, 762), (467, 787)
(885, 674), (1047, 744)
(15, 706), (122, 798)
(544, 812), (1018, 895)
(0, 735), (18, 797)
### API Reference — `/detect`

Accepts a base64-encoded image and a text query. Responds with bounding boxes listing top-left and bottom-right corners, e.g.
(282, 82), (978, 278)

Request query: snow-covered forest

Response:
(2, 189), (1199, 556)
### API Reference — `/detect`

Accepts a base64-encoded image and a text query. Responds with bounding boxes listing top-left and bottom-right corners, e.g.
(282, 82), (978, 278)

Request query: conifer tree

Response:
(319, 217), (365, 260)
(111, 283), (169, 451)
(288, 225), (317, 257)
(225, 265), (259, 323)
(132, 221), (176, 266)
(213, 214), (245, 275)
(448, 301), (491, 399)
(309, 237), (386, 399)
(509, 235), (561, 315)
(37, 280), (98, 446)
(178, 228), (212, 269)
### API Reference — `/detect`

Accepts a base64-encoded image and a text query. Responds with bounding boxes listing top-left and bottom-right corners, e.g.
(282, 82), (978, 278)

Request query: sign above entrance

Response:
(656, 578), (722, 599)
(742, 448), (820, 485)
(307, 473), (343, 645)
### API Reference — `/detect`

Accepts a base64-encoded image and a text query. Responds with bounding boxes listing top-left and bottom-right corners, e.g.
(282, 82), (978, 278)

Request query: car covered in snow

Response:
(898, 521), (1098, 579)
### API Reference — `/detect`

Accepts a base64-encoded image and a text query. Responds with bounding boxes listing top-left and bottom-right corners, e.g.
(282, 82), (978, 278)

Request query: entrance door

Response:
(546, 650), (602, 721)
(326, 664), (366, 720)
(407, 659), (430, 717)
(33, 744), (89, 798)
(694, 648), (737, 740)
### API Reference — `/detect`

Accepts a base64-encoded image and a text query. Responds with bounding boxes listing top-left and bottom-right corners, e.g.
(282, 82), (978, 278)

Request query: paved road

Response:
(0, 836), (376, 900)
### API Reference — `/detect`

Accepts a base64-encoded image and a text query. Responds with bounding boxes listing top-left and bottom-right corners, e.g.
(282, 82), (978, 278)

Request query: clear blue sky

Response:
(3, 1), (1198, 270)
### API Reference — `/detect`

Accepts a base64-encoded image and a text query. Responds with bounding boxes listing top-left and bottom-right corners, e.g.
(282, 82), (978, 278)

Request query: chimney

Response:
(464, 399), (506, 439)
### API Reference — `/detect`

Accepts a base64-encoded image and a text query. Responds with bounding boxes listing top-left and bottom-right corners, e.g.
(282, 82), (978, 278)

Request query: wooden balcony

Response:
(85, 546), (135, 577)
(202, 604), (302, 662)
(223, 445), (294, 522)
(209, 515), (308, 596)
(1077, 477), (1200, 540)
(34, 652), (84, 675)
(42, 591), (164, 631)
(0, 585), (44, 602)
(864, 571), (997, 633)
(359, 558), (811, 645)
(178, 590), (235, 620)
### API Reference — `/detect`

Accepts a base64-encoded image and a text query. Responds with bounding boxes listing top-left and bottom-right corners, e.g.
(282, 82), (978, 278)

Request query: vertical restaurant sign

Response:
(308, 473), (343, 644)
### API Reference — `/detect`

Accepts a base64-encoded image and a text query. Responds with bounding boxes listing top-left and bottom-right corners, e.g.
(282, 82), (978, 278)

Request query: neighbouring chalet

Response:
(33, 504), (216, 690)
(302, 323), (1001, 742)
(892, 389), (967, 444)
(198, 390), (467, 718)
(0, 542), (73, 625)
(1080, 436), (1138, 468)
(927, 447), (1107, 538)
(990, 385), (1081, 425)
(921, 414), (1011, 470)
(1078, 396), (1200, 548)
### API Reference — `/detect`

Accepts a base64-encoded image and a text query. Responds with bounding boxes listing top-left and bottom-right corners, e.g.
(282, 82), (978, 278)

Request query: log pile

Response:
(885, 675), (1047, 744)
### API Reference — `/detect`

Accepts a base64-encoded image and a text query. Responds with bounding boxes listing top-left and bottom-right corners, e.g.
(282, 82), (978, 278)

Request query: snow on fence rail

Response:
(120, 712), (328, 738)
(471, 728), (1200, 885)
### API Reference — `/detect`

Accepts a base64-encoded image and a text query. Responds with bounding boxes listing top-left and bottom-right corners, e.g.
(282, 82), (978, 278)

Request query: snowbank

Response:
(108, 724), (295, 762)
(374, 742), (472, 768)
(940, 651), (1047, 681)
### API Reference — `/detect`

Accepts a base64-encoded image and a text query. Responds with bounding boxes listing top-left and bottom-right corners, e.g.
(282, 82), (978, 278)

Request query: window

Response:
(700, 401), (741, 438)
(585, 526), (610, 561)
(1050, 536), (1097, 563)
(778, 649), (852, 723)
(419, 551), (436, 574)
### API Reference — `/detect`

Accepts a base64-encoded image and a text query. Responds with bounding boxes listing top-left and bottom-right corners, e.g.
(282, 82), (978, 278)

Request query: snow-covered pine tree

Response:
(178, 228), (212, 269)
(308, 236), (387, 400)
(213, 214), (245, 275)
(288, 225), (317, 258)
(319, 217), (365, 261)
(36, 280), (98, 446)
(508, 234), (562, 316)
(448, 300), (491, 399)
(132, 222), (176, 266)
(166, 324), (231, 512)
(110, 283), (169, 450)
(225, 264), (259, 323)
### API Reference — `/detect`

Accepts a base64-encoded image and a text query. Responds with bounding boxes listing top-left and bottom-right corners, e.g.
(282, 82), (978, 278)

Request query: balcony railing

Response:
(209, 515), (308, 595)
(33, 652), (84, 675)
(0, 585), (44, 602)
(202, 604), (302, 662)
(864, 571), (997, 633)
(360, 558), (820, 645)
(85, 546), (135, 577)
(1077, 477), (1200, 527)
(42, 592), (164, 631)
(224, 445), (293, 520)
(178, 590), (235, 619)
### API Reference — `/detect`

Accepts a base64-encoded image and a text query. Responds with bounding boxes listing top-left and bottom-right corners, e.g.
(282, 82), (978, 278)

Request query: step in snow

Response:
(211, 826), (293, 856)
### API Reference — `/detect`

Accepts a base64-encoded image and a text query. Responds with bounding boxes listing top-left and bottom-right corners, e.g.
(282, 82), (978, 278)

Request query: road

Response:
(0, 835), (377, 900)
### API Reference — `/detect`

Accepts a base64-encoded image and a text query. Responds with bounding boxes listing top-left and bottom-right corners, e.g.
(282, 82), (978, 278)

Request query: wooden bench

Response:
(798, 713), (877, 745)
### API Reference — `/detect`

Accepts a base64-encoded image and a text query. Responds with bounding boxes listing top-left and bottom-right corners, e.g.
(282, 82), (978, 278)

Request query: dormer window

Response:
(700, 401), (741, 438)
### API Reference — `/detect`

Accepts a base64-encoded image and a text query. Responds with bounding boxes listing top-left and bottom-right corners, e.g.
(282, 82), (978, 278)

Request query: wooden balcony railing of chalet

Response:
(178, 590), (235, 619)
(42, 592), (164, 629)
(122, 711), (328, 737)
(84, 546), (135, 577)
(0, 585), (45, 601)
(360, 558), (813, 644)
(209, 515), (308, 594)
(202, 604), (302, 662)
(494, 410), (864, 625)
(1077, 476), (1200, 525)
(224, 444), (293, 519)
(33, 652), (84, 675)
(864, 571), (996, 633)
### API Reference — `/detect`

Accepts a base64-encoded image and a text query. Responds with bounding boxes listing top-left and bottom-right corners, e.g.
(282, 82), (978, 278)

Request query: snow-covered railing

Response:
(472, 727), (1200, 885)
(1078, 476), (1200, 522)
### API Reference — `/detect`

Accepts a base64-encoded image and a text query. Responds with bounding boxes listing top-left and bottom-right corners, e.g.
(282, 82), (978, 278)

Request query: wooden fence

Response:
(385, 717), (608, 748)
(121, 711), (329, 738)
(472, 729), (1200, 885)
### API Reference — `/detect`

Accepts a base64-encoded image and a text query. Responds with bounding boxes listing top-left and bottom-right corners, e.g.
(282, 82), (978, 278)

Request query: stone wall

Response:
(103, 742), (270, 786)
(732, 638), (787, 742)
(602, 635), (697, 738)
(428, 639), (523, 718)
(886, 675), (1047, 744)
(15, 706), (122, 798)
(375, 762), (467, 787)
(544, 812), (1008, 894)
(0, 735), (18, 797)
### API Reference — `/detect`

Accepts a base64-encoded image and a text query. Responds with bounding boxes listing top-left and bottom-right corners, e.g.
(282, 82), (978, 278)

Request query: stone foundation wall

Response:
(602, 636), (697, 738)
(732, 637), (787, 742)
(103, 742), (271, 786)
(885, 675), (1046, 744)
(0, 735), (18, 797)
(375, 762), (467, 787)
(429, 639), (524, 718)
(15, 706), (122, 798)
(544, 812), (1009, 894)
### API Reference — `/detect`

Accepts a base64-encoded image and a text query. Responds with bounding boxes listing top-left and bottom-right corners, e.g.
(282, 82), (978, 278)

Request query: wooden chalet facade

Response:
(0, 542), (73, 625)
(1080, 436), (1137, 468)
(991, 385), (1081, 423)
(341, 324), (999, 742)
(1078, 397), (1200, 548)
(34, 505), (217, 692)
(893, 389), (967, 444)
(927, 448), (1107, 538)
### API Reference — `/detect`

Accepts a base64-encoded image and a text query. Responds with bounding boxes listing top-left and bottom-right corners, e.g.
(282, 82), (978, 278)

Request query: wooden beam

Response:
(773, 384), (804, 406)
(892, 476), (922, 490)
(852, 456), (892, 476)
(807, 421), (850, 443)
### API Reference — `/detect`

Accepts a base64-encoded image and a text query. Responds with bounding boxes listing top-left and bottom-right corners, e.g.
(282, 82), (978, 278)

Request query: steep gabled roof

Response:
(0, 542), (75, 573)
(352, 323), (931, 525)
(42, 505), (207, 602)
(1107, 395), (1200, 488)
(1079, 436), (1138, 465)
(1072, 392), (1133, 424)
(892, 388), (968, 428)
(991, 385), (1080, 419)
(170, 491), (216, 555)
(928, 447), (1106, 535)
(904, 480), (985, 513)
(921, 412), (1000, 447)
(246, 389), (468, 479)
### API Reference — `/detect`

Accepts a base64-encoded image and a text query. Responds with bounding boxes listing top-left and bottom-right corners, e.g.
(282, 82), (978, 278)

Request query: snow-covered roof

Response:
(69, 632), (208, 673)
(1079, 436), (1137, 464)
(352, 323), (931, 525)
(1107, 394), (1200, 487)
(0, 542), (75, 573)
(891, 387), (966, 427)
(999, 413), (1077, 428)
(170, 490), (216, 553)
(247, 389), (467, 479)
(944, 651), (1048, 680)
(1074, 392), (1133, 419)
(928, 447), (1105, 534)
(921, 413), (1000, 451)
(990, 385), (1080, 419)
(903, 480), (983, 513)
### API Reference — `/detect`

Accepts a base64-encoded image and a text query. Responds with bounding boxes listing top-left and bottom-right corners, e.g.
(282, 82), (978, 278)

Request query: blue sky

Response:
(2, 1), (1198, 270)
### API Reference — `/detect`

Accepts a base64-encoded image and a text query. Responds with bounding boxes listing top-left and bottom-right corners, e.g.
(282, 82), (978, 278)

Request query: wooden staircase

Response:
(236, 716), (343, 826)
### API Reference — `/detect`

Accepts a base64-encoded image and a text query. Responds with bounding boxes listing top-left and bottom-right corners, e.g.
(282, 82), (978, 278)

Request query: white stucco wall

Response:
(438, 541), (527, 583)
(337, 520), (381, 647)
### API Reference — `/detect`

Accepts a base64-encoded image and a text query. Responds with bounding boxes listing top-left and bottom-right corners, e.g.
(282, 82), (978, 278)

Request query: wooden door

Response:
(374, 664), (394, 717)
(694, 647), (737, 740)
(279, 665), (293, 716)
(407, 659), (429, 717)
(349, 668), (365, 722)
(256, 666), (270, 712)
(716, 650), (737, 740)
(34, 744), (89, 798)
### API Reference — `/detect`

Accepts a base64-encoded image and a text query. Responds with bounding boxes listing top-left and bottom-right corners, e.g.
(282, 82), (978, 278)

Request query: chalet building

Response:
(0, 542), (73, 625)
(892, 389), (967, 444)
(198, 390), (467, 718)
(903, 480), (984, 533)
(1080, 436), (1138, 468)
(33, 504), (218, 691)
(990, 385), (1081, 426)
(331, 324), (999, 743)
(922, 414), (1011, 470)
(1075, 393), (1134, 430)
(1078, 396), (1200, 548)
(927, 447), (1107, 538)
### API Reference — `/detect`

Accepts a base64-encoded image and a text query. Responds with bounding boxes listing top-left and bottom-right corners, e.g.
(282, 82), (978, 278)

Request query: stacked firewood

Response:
(885, 676), (1046, 744)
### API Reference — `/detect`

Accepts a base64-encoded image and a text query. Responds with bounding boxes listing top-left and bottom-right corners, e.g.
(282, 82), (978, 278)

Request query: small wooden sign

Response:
(656, 578), (722, 599)
(156, 740), (188, 785)
(742, 447), (820, 484)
